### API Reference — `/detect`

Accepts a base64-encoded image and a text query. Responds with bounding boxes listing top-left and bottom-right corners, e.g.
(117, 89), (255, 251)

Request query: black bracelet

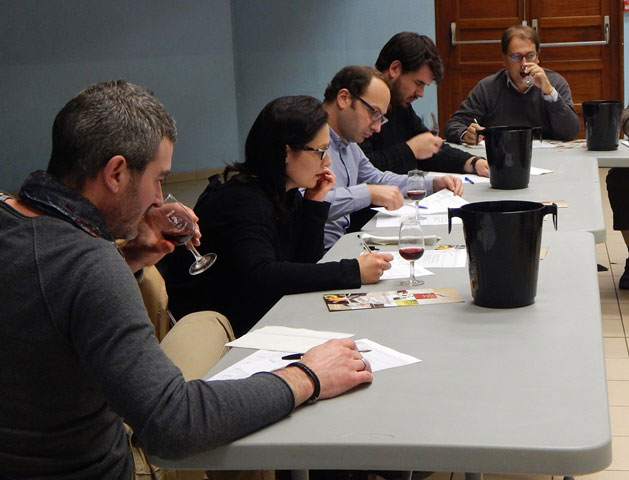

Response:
(288, 362), (320, 405)
(470, 156), (481, 173)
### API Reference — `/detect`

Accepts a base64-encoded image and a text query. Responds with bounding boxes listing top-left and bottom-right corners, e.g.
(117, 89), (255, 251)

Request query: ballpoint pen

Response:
(473, 118), (480, 145)
(357, 234), (373, 254)
(464, 177), (475, 184)
(282, 350), (372, 360)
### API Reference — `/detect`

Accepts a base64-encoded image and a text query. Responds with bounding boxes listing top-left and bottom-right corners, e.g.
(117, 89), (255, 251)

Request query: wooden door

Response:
(434, 0), (624, 138)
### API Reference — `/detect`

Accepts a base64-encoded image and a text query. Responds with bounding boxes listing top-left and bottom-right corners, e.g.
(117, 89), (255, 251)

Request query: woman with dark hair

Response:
(164, 96), (392, 337)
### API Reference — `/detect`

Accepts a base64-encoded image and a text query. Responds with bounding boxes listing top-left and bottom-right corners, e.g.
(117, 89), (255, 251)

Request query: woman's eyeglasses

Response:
(292, 145), (329, 161)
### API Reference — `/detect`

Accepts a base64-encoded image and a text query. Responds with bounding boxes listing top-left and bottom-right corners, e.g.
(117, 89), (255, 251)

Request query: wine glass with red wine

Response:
(398, 217), (425, 287)
(407, 169), (426, 220)
(149, 194), (216, 275)
(520, 64), (534, 88)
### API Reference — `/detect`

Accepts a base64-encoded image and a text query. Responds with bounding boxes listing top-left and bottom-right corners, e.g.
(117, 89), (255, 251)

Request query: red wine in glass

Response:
(398, 218), (425, 286)
(520, 67), (534, 88)
(407, 190), (426, 202)
(146, 194), (217, 275)
(407, 169), (426, 220)
(399, 246), (425, 261)
(162, 231), (195, 245)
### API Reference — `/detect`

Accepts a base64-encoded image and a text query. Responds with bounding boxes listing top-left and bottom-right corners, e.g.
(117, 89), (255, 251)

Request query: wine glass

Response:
(147, 194), (217, 275)
(407, 169), (426, 220)
(520, 64), (534, 88)
(398, 217), (425, 287)
(423, 112), (439, 136)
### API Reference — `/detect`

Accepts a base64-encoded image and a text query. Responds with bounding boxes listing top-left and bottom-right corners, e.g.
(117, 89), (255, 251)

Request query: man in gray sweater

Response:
(0, 80), (373, 480)
(445, 25), (580, 144)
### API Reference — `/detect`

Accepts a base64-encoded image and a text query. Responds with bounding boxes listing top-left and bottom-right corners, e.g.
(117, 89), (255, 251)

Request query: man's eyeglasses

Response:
(508, 52), (538, 63)
(291, 145), (329, 161)
(354, 95), (388, 126)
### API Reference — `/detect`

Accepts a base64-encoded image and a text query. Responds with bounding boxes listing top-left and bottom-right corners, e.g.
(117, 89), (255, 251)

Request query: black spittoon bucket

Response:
(476, 125), (542, 190)
(582, 100), (623, 151)
(448, 200), (557, 308)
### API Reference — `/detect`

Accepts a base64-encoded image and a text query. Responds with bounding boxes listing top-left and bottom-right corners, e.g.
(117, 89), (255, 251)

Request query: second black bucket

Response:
(582, 100), (623, 151)
(476, 126), (542, 190)
(448, 200), (557, 308)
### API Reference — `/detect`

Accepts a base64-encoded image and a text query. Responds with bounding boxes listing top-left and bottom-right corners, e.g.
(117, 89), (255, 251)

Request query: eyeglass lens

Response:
(510, 52), (537, 63)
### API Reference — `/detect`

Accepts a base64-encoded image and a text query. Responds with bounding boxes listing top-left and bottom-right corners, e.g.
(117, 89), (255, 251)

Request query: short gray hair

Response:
(47, 80), (176, 189)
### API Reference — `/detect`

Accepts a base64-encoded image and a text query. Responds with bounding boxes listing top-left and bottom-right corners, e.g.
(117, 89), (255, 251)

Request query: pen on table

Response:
(464, 177), (475, 185)
(282, 350), (372, 360)
(358, 235), (373, 254)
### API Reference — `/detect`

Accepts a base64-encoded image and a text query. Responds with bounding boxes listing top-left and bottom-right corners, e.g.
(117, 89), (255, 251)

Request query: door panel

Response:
(435, 0), (623, 138)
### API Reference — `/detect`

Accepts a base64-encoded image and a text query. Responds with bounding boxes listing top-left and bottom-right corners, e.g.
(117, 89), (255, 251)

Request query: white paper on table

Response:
(373, 189), (467, 217)
(418, 189), (468, 213)
(621, 140), (629, 148)
(208, 338), (421, 381)
(375, 213), (462, 228)
(380, 253), (434, 280)
(361, 233), (441, 246)
(532, 140), (558, 149)
(462, 140), (485, 148)
(226, 326), (353, 351)
(530, 166), (554, 175)
(449, 173), (490, 184)
(463, 139), (556, 150)
(420, 248), (467, 268)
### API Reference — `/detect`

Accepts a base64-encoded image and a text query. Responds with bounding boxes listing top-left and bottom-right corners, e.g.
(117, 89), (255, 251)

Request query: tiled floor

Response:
(164, 168), (629, 480)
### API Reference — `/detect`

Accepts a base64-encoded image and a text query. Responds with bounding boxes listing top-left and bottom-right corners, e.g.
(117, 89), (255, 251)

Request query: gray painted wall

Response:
(1, 0), (238, 191)
(1, 2), (627, 191)
(231, 0), (437, 152)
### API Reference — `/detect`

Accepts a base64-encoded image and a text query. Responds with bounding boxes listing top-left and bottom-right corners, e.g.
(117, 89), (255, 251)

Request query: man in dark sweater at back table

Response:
(0, 80), (373, 480)
(444, 25), (580, 145)
(350, 32), (487, 232)
(360, 32), (489, 178)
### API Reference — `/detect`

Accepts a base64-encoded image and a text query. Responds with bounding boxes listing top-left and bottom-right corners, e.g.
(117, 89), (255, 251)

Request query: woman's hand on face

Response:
(304, 167), (336, 202)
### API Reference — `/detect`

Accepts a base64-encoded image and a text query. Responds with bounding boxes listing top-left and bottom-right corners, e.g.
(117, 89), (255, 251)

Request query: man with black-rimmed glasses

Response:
(445, 25), (579, 144)
(322, 65), (463, 249)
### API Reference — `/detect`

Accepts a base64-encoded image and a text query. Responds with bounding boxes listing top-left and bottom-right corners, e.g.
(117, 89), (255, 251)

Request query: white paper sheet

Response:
(530, 166), (554, 175)
(361, 233), (441, 246)
(208, 338), (421, 381)
(226, 326), (353, 351)
(380, 248), (466, 280)
(374, 189), (468, 217)
(376, 213), (462, 229)
(379, 253), (434, 280)
(448, 173), (490, 184)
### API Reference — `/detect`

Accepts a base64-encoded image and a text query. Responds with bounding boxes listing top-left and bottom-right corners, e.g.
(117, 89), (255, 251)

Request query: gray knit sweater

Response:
(0, 199), (294, 480)
(444, 68), (580, 143)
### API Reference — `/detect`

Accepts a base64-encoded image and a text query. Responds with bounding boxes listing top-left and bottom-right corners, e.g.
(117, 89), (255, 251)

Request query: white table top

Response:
(153, 231), (611, 476)
(366, 146), (606, 244)
(457, 139), (629, 168)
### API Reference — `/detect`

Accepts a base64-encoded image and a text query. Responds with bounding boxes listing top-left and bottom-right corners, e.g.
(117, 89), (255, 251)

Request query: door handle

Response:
(450, 22), (501, 45)
(531, 16), (609, 47)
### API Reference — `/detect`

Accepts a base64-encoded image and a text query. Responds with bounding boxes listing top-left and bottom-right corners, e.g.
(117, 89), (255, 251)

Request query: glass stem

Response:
(409, 260), (415, 283)
(186, 243), (204, 261)
(415, 201), (420, 219)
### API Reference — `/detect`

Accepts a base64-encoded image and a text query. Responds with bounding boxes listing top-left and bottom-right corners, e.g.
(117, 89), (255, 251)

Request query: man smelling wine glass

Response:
(147, 193), (217, 275)
(445, 25), (579, 145)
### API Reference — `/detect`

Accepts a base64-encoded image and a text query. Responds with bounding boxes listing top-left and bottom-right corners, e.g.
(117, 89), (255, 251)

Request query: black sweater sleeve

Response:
(213, 188), (360, 295)
(361, 105), (472, 174)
